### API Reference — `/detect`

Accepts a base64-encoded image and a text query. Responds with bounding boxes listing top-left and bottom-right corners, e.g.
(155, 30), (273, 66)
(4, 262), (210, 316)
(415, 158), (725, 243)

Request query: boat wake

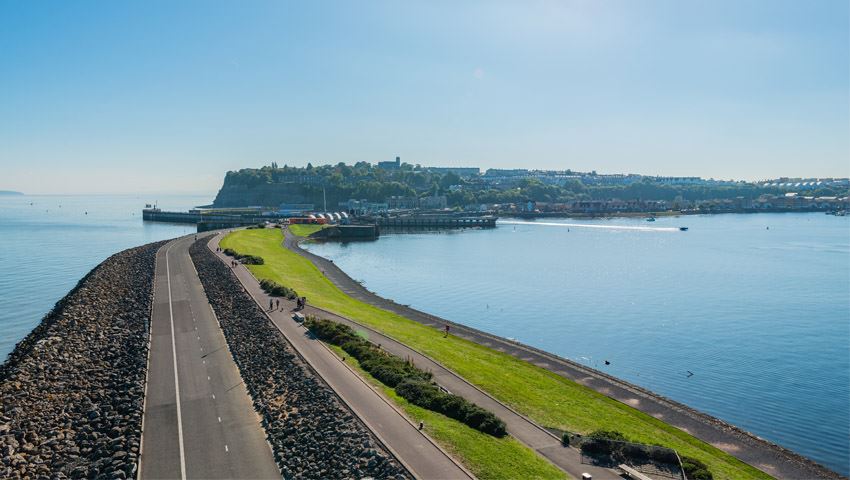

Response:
(500, 220), (681, 232)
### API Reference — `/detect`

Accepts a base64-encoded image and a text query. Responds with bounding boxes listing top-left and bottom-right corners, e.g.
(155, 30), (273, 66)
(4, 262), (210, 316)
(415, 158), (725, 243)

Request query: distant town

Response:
(207, 157), (849, 218)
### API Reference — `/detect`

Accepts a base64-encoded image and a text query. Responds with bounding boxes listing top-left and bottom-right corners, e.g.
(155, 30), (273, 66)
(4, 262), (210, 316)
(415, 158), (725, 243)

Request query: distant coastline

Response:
(0, 190), (23, 196)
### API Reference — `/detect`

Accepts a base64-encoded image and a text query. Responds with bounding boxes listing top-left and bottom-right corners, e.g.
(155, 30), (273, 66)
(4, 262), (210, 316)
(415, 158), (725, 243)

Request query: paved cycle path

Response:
(139, 234), (279, 479)
(287, 229), (840, 480)
(208, 233), (471, 480)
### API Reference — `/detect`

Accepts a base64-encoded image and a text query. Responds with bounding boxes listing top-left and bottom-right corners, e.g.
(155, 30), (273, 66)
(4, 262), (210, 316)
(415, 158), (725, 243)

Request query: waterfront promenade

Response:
(139, 234), (279, 479)
(213, 231), (623, 480)
(285, 230), (842, 480)
(207, 233), (472, 480)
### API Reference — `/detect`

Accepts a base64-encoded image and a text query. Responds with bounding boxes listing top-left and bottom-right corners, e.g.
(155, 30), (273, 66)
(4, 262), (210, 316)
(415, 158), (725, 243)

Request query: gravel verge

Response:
(189, 239), (408, 479)
(0, 240), (165, 479)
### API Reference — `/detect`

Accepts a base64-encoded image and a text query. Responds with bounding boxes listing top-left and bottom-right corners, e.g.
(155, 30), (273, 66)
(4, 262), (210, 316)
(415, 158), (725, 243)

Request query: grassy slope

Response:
(287, 224), (327, 237)
(325, 344), (566, 480)
(221, 228), (771, 480)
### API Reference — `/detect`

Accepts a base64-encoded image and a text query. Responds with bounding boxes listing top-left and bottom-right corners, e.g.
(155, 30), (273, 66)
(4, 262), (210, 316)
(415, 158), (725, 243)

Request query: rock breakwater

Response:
(189, 239), (408, 479)
(0, 241), (164, 479)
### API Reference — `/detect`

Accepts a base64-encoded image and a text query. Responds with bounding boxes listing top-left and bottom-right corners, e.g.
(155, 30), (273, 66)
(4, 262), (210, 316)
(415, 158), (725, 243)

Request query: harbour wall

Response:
(0, 241), (164, 479)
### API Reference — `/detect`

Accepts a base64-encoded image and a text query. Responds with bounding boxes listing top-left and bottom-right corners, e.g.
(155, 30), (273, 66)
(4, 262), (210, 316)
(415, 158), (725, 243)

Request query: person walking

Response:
(269, 298), (274, 311)
(276, 299), (280, 310)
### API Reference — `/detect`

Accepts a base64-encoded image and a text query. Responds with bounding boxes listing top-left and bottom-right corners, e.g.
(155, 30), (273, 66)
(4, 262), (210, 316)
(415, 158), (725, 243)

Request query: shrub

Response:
(561, 433), (570, 446)
(259, 279), (298, 299)
(587, 430), (628, 442)
(581, 430), (628, 457)
(681, 456), (713, 480)
(222, 248), (264, 265)
(395, 379), (507, 437)
(241, 254), (264, 265)
(580, 437), (615, 456)
(305, 317), (506, 437)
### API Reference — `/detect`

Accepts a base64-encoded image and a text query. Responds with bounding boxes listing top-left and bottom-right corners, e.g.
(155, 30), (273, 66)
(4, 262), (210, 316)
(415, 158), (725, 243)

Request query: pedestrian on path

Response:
(444, 324), (450, 338)
(269, 298), (274, 311)
(276, 299), (280, 310)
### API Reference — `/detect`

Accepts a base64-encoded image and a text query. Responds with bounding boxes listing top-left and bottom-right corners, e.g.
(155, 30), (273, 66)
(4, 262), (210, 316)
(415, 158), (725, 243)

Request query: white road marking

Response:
(165, 244), (187, 480)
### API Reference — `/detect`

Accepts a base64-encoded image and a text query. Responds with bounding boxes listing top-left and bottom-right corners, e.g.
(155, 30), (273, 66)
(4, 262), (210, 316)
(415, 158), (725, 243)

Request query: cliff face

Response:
(212, 183), (314, 208)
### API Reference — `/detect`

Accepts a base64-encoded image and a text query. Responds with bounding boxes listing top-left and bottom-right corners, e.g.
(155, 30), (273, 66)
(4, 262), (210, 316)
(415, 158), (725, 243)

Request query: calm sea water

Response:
(305, 214), (850, 475)
(0, 194), (210, 361)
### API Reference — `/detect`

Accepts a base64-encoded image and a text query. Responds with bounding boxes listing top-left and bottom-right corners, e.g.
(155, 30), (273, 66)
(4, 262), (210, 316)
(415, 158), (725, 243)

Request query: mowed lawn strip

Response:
(325, 344), (567, 480)
(287, 223), (327, 237)
(221, 229), (772, 480)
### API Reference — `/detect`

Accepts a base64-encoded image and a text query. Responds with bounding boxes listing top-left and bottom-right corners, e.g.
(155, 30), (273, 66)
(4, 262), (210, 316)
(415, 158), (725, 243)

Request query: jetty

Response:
(142, 207), (275, 231)
(143, 207), (497, 233)
(370, 214), (497, 229)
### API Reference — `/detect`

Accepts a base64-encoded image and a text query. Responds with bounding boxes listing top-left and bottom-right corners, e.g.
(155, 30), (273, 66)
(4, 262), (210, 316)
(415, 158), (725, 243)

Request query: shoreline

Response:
(288, 232), (844, 480)
(0, 241), (163, 479)
(497, 208), (846, 220)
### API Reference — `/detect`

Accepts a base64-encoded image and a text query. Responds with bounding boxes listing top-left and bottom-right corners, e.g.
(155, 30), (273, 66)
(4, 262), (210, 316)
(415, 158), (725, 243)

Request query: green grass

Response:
(288, 224), (327, 237)
(325, 344), (566, 480)
(221, 228), (772, 480)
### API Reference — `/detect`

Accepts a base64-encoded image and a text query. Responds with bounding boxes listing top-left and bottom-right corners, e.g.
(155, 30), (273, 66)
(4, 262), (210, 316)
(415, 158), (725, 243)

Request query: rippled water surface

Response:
(305, 214), (850, 474)
(0, 194), (209, 361)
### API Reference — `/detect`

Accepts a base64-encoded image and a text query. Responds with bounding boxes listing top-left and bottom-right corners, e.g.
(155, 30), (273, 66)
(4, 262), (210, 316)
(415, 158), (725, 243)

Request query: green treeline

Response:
(304, 316), (508, 437)
(214, 162), (847, 208)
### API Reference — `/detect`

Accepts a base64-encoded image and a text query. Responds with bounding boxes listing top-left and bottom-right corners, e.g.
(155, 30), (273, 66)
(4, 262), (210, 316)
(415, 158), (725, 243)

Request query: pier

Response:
(142, 208), (279, 231)
(372, 214), (497, 229)
(143, 208), (497, 232)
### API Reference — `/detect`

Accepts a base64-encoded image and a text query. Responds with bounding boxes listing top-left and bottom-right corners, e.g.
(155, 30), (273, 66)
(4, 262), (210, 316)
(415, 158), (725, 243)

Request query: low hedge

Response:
(395, 379), (507, 437)
(259, 279), (299, 300)
(223, 248), (265, 265)
(305, 317), (506, 437)
(681, 456), (714, 480)
(307, 317), (432, 387)
(580, 430), (694, 472)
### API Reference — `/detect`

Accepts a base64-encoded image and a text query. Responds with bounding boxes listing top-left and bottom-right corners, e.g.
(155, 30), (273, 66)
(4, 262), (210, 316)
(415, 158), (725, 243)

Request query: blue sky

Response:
(1, 0), (847, 194)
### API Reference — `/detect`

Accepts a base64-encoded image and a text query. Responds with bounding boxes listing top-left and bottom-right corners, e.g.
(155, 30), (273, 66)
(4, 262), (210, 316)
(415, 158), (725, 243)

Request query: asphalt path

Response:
(208, 232), (472, 480)
(288, 229), (840, 480)
(269, 231), (618, 480)
(139, 234), (279, 480)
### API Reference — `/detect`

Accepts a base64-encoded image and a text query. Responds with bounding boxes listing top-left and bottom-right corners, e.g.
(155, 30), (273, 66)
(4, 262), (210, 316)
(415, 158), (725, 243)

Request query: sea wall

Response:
(0, 241), (164, 479)
(188, 240), (407, 479)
